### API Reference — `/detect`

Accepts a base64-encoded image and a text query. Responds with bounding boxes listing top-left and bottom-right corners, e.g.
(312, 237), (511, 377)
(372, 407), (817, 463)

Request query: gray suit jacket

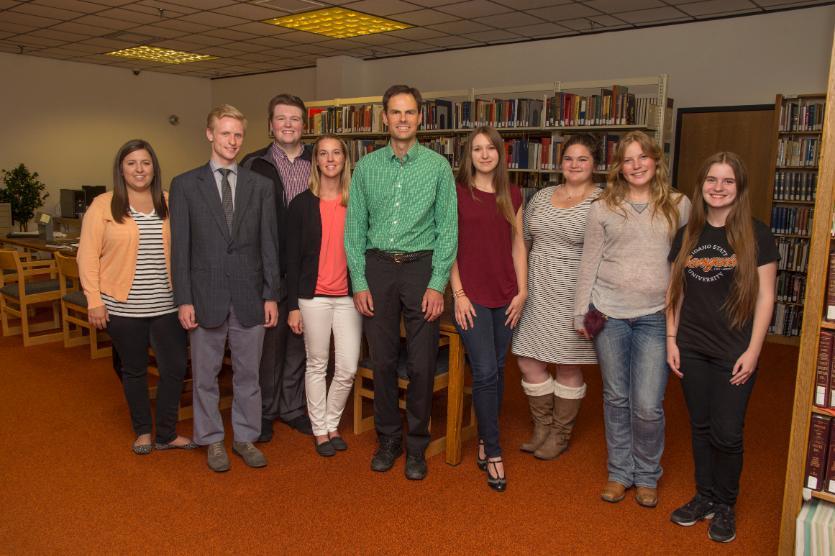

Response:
(170, 163), (279, 329)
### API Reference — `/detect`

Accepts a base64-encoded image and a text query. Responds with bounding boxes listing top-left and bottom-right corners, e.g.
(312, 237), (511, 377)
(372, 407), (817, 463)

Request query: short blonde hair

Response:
(207, 104), (247, 130)
(309, 135), (351, 206)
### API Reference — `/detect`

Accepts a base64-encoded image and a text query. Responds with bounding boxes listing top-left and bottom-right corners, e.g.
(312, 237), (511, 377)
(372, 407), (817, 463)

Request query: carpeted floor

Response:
(0, 333), (797, 554)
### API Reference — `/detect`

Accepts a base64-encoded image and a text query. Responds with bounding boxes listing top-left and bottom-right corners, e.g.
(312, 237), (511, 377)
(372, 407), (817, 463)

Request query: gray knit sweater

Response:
(574, 195), (692, 322)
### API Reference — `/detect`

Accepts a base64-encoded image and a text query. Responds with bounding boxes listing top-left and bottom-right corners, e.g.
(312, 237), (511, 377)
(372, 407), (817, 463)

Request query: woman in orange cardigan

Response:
(78, 139), (194, 455)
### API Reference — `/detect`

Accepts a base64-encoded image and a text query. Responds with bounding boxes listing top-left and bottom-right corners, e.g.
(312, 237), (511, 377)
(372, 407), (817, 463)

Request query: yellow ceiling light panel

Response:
(105, 46), (216, 64)
(264, 7), (411, 39)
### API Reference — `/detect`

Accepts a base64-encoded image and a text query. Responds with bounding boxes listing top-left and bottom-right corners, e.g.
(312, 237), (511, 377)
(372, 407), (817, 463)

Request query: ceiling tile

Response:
(202, 28), (259, 42)
(29, 0), (105, 14)
(75, 0), (133, 5)
(1, 10), (62, 27)
(584, 0), (664, 11)
(507, 21), (574, 37)
(71, 14), (138, 30)
(175, 33), (231, 46)
(152, 19), (213, 33)
(272, 30), (332, 43)
(493, 0), (574, 8)
(527, 3), (602, 20)
(196, 45), (246, 57)
(587, 14), (632, 27)
(385, 40), (437, 52)
(388, 9), (460, 26)
(384, 27), (446, 40)
(348, 33), (402, 45)
(133, 0), (199, 15)
(284, 43), (334, 55)
(0, 0), (19, 7)
(677, 0), (760, 17)
(150, 39), (207, 50)
(29, 28), (90, 41)
(94, 7), (165, 24)
(0, 22), (35, 35)
(28, 47), (82, 58)
(342, 0), (418, 16)
(229, 51), (276, 62)
(178, 11), (249, 27)
(10, 2), (86, 20)
(129, 25), (187, 39)
(0, 31), (14, 41)
(463, 29), (525, 42)
(228, 21), (294, 36)
(12, 35), (65, 47)
(437, 0), (513, 18)
(616, 6), (692, 23)
(405, 0), (472, 5)
(754, 0), (832, 6)
(152, 0), (232, 8)
(422, 34), (481, 47)
(220, 40), (269, 52)
(211, 3), (288, 20)
(50, 21), (112, 35)
(427, 20), (493, 34)
(474, 11), (543, 27)
(117, 3), (189, 17)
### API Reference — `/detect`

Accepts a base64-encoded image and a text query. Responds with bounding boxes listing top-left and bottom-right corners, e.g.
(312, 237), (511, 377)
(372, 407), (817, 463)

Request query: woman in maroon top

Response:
(450, 126), (527, 492)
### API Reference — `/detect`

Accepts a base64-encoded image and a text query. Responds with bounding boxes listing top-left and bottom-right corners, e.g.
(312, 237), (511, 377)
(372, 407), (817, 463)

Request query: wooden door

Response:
(673, 106), (774, 222)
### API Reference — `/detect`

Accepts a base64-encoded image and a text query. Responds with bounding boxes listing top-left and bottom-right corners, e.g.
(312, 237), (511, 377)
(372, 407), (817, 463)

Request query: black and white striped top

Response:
(102, 208), (176, 318)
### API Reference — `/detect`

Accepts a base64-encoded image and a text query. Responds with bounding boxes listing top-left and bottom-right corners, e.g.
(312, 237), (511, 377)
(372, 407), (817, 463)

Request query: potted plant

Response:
(0, 164), (49, 231)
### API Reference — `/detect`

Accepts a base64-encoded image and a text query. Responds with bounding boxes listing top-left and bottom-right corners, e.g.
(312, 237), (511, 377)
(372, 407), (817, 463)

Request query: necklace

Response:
(560, 184), (588, 200)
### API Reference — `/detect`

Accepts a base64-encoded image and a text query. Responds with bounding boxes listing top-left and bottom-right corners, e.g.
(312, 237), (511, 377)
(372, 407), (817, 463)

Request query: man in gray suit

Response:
(170, 104), (280, 473)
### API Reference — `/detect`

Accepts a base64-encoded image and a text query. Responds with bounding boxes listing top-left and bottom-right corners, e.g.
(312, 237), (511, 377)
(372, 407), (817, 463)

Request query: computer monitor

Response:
(82, 185), (106, 207)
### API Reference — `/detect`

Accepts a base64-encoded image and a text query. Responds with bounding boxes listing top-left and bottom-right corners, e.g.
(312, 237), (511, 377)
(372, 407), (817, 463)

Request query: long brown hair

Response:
(602, 131), (682, 237)
(111, 139), (166, 223)
(455, 126), (515, 229)
(309, 135), (351, 206)
(668, 152), (758, 329)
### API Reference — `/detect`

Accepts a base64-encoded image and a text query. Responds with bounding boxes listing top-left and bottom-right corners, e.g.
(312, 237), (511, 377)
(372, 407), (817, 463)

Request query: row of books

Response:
(826, 253), (835, 322)
(815, 332), (835, 409)
(777, 137), (822, 167)
(771, 206), (813, 236)
(777, 271), (806, 304)
(770, 302), (802, 336)
(543, 86), (655, 127)
(776, 237), (810, 272)
(804, 414), (835, 494)
(773, 170), (817, 202)
(779, 98), (826, 132)
(795, 500), (834, 555)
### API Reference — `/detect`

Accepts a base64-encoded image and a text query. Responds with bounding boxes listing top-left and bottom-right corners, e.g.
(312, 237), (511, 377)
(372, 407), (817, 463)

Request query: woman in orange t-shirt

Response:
(286, 135), (361, 457)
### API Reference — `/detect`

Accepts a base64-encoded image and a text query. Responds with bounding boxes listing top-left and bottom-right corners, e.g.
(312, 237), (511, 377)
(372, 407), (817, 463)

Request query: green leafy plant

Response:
(0, 164), (49, 231)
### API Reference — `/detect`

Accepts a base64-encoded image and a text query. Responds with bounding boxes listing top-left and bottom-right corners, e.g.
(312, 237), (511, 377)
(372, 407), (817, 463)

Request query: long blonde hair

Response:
(602, 131), (683, 237)
(309, 135), (351, 206)
(455, 126), (515, 230)
(668, 152), (758, 329)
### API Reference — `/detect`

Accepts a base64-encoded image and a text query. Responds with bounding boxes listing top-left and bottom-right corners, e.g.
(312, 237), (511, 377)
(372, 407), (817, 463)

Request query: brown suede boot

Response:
(534, 396), (582, 460)
(520, 394), (554, 453)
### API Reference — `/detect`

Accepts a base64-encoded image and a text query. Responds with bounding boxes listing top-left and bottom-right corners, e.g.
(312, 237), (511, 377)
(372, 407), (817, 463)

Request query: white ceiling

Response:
(0, 0), (831, 78)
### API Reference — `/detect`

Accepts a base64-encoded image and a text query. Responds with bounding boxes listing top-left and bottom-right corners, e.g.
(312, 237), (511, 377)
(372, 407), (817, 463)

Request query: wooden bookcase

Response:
(778, 35), (835, 555)
(303, 75), (670, 192)
(766, 92), (826, 345)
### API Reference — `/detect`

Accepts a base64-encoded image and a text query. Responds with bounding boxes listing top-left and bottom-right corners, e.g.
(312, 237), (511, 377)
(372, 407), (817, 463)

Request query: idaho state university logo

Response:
(686, 244), (737, 283)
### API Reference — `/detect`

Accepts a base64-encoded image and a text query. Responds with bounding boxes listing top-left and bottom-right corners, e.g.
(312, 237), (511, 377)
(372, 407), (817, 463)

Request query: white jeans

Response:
(298, 296), (363, 436)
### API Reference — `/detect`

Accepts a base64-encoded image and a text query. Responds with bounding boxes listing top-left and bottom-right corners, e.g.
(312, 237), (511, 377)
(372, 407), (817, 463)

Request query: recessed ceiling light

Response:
(264, 7), (411, 39)
(105, 45), (216, 64)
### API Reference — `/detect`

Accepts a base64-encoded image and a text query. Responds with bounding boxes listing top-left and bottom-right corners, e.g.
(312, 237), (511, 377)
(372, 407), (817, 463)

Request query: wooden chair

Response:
(54, 252), (111, 359)
(0, 249), (62, 346)
(353, 331), (477, 459)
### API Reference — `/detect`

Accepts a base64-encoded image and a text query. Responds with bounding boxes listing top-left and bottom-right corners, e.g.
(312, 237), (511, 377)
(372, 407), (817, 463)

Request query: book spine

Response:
(805, 414), (831, 490)
(815, 331), (833, 407)
(826, 423), (835, 494)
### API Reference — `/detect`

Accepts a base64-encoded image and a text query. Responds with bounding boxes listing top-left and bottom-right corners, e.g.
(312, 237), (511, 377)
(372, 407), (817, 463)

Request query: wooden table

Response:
(1, 235), (78, 255)
(439, 315), (477, 466)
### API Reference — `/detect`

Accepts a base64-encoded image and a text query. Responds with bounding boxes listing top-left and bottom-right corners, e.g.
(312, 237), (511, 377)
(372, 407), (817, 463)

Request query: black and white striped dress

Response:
(512, 186), (599, 365)
(102, 208), (175, 318)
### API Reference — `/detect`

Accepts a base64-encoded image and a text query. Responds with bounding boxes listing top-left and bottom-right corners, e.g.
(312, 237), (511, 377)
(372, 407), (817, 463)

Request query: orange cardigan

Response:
(77, 191), (171, 310)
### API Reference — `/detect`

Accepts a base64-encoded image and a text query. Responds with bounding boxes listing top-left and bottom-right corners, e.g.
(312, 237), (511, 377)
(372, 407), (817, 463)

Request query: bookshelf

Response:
(303, 75), (671, 190)
(777, 37), (835, 555)
(767, 92), (826, 343)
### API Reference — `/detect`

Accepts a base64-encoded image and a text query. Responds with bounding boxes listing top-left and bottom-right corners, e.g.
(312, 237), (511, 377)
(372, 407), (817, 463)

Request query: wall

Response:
(0, 53), (211, 220)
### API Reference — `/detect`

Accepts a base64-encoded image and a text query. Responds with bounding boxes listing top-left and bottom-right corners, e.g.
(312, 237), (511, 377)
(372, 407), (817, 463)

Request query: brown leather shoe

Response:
(635, 486), (658, 508)
(601, 481), (627, 503)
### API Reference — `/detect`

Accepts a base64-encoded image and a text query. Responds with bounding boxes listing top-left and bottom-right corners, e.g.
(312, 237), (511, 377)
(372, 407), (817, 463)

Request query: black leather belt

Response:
(367, 249), (432, 264)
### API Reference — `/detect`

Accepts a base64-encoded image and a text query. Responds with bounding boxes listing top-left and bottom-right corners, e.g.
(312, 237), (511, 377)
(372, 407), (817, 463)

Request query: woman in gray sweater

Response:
(574, 131), (690, 509)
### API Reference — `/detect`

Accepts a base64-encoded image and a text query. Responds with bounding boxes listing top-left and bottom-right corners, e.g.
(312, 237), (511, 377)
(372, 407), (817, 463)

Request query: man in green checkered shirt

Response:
(345, 84), (457, 481)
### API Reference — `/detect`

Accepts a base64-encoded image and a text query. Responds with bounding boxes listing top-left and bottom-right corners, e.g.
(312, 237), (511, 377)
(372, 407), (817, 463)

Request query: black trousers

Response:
(679, 349), (757, 506)
(106, 312), (188, 444)
(365, 253), (440, 455)
(259, 295), (307, 422)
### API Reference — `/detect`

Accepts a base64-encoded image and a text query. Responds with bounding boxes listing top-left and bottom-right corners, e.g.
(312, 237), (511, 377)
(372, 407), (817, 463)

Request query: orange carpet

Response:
(0, 333), (797, 554)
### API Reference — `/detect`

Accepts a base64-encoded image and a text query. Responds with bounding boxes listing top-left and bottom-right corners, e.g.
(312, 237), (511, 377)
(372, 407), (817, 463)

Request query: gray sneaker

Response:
(207, 441), (230, 473)
(232, 441), (267, 468)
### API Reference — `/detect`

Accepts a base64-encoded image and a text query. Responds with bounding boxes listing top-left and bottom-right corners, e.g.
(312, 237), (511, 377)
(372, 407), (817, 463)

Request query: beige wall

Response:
(0, 53), (211, 220)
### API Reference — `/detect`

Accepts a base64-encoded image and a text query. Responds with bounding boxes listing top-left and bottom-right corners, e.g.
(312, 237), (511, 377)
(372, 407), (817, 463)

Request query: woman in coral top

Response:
(286, 135), (361, 457)
(77, 139), (194, 455)
(450, 126), (527, 491)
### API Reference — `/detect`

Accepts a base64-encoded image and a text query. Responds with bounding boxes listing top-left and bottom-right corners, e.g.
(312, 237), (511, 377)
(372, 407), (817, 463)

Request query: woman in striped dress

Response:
(78, 139), (194, 455)
(512, 134), (600, 460)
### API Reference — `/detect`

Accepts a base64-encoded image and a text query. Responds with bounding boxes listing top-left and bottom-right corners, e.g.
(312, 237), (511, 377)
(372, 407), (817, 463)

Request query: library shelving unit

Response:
(302, 75), (670, 192)
(777, 37), (835, 555)
(766, 92), (826, 345)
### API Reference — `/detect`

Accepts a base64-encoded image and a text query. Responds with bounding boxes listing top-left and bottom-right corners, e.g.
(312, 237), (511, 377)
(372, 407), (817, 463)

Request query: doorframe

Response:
(672, 104), (773, 181)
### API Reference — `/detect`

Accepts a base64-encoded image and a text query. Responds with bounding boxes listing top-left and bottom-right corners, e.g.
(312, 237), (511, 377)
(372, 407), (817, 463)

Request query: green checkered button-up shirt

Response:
(345, 142), (457, 293)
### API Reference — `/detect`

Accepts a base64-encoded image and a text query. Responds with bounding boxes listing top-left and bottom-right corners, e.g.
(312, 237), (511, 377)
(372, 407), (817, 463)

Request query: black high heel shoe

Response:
(486, 458), (507, 492)
(477, 439), (487, 471)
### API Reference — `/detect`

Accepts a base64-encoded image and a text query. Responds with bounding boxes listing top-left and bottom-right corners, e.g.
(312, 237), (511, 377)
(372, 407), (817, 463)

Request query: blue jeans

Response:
(593, 310), (667, 488)
(454, 302), (513, 458)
